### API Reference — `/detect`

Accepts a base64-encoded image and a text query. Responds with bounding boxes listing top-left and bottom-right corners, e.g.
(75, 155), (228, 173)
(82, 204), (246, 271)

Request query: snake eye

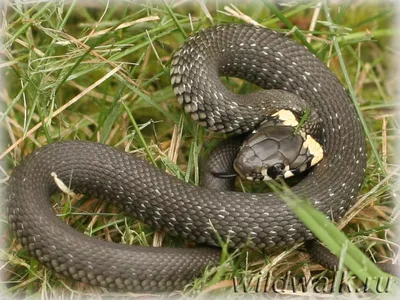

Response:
(267, 163), (285, 179)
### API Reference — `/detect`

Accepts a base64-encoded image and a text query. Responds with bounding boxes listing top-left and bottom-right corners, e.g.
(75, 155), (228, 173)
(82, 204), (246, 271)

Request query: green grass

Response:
(1, 0), (398, 298)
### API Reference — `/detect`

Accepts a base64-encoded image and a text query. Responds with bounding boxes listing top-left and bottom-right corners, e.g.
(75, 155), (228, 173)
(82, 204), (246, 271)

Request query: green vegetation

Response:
(1, 0), (398, 298)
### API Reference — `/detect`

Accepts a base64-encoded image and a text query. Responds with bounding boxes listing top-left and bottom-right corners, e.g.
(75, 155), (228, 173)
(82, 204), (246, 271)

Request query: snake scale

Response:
(7, 24), (367, 292)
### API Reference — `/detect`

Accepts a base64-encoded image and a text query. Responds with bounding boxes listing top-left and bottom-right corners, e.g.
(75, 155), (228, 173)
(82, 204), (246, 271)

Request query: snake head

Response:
(233, 110), (324, 181)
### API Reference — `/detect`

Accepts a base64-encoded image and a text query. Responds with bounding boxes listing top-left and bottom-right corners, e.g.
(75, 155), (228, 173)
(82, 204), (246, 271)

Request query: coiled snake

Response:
(8, 24), (367, 292)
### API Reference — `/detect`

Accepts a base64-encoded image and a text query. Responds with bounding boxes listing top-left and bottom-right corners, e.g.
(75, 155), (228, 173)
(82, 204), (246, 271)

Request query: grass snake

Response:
(7, 24), (367, 292)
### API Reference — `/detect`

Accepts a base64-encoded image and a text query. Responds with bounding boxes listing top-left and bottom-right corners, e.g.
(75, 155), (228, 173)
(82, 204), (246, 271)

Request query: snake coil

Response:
(7, 24), (366, 292)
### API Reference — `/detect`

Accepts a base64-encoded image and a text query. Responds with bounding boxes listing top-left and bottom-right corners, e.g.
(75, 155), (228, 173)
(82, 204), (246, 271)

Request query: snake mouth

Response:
(212, 170), (266, 182)
(233, 162), (266, 181)
(212, 165), (266, 182)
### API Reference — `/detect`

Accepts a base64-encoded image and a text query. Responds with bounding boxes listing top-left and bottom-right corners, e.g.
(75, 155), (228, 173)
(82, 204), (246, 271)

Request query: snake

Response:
(7, 24), (368, 292)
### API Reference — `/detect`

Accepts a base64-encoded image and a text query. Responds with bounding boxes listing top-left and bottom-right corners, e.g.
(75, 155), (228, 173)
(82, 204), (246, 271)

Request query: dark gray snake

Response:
(8, 24), (368, 292)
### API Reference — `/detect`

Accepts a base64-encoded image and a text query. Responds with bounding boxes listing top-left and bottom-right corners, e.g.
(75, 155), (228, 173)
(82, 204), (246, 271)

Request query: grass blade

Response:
(268, 181), (395, 294)
(321, 0), (386, 175)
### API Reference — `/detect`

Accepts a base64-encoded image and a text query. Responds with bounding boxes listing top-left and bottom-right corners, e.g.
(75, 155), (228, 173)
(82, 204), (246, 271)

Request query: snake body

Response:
(7, 24), (366, 292)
